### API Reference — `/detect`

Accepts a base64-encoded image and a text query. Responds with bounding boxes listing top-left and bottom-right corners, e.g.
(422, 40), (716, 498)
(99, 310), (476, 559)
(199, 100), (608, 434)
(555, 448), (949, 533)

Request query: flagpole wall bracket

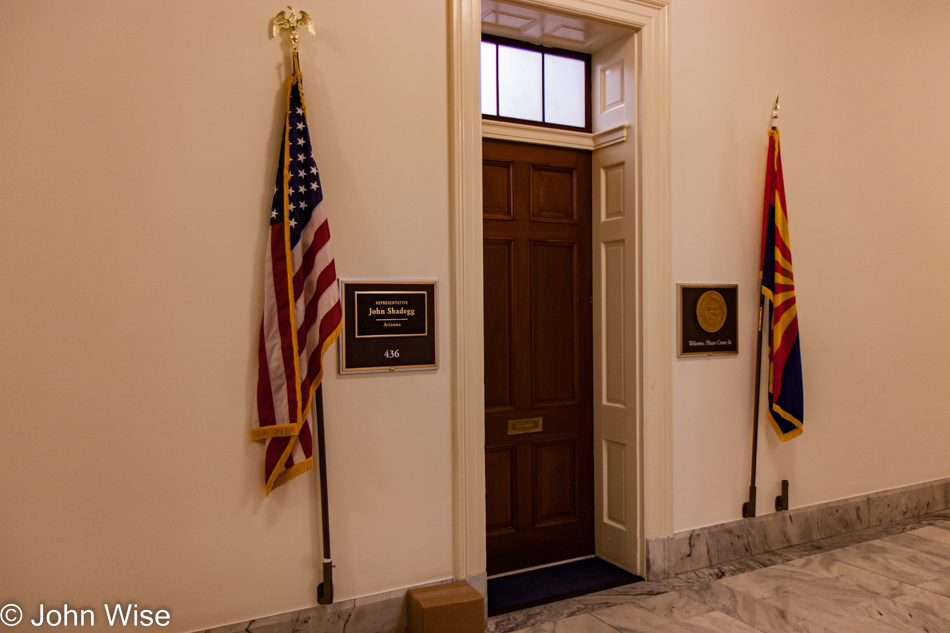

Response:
(775, 479), (789, 512)
(742, 486), (756, 518)
(317, 559), (334, 605)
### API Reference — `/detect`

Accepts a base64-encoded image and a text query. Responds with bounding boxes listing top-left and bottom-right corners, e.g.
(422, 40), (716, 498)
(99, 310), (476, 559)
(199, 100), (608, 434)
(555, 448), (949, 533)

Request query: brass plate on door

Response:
(507, 417), (543, 435)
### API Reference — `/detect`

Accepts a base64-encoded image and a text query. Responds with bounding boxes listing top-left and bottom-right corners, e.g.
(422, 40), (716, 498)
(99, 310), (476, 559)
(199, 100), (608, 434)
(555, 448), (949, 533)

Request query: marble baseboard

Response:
(196, 573), (487, 633)
(647, 477), (950, 580)
(869, 477), (950, 527)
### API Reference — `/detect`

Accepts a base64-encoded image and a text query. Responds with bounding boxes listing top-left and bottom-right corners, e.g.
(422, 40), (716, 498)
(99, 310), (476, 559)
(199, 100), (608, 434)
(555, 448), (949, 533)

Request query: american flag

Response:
(252, 71), (342, 496)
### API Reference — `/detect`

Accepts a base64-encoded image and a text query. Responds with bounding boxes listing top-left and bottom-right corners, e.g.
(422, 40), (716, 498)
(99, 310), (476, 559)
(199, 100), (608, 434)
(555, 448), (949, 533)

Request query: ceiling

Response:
(481, 0), (633, 54)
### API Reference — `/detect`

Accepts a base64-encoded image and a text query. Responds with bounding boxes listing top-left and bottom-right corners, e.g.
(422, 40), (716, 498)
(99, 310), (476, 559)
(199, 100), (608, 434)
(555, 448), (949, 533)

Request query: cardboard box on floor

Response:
(408, 581), (485, 633)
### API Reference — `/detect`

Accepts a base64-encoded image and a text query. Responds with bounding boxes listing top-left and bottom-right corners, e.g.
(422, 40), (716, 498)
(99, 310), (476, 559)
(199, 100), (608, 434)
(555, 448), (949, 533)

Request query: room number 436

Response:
(383, 349), (400, 359)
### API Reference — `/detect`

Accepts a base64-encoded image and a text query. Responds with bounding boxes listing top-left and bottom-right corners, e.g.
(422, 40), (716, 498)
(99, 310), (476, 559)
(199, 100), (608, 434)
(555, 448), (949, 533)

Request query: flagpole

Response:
(743, 93), (780, 519)
(273, 5), (335, 602)
(314, 385), (334, 604)
(743, 297), (767, 518)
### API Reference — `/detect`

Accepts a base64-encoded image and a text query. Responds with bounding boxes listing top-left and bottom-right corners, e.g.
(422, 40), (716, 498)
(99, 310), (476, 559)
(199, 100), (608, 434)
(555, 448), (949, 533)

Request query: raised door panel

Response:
(603, 162), (625, 221)
(591, 36), (631, 134)
(530, 165), (576, 222)
(603, 240), (625, 406)
(486, 446), (517, 536)
(533, 440), (579, 528)
(484, 239), (516, 411)
(604, 439), (626, 528)
(531, 241), (578, 406)
(483, 160), (514, 219)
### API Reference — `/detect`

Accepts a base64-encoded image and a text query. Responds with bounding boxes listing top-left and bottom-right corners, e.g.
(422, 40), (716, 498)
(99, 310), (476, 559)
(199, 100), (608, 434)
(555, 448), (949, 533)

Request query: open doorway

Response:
(448, 0), (673, 600)
(477, 7), (651, 612)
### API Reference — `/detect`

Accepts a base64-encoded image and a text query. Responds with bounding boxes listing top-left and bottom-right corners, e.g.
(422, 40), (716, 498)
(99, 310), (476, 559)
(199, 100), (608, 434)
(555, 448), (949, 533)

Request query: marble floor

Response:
(488, 510), (950, 633)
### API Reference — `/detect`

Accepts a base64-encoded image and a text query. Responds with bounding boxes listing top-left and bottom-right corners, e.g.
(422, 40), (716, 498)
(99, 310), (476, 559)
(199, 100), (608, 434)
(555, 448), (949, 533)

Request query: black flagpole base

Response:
(775, 479), (789, 512)
(742, 486), (757, 518)
(317, 560), (334, 605)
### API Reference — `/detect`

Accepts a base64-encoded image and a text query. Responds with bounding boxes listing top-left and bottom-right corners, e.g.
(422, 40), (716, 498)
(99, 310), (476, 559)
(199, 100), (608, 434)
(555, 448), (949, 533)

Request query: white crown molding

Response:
(481, 119), (628, 150)
(593, 124), (627, 149)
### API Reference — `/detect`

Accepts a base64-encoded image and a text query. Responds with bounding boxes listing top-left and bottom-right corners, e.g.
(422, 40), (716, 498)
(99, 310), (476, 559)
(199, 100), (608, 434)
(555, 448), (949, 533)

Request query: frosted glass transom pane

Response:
(481, 42), (497, 116)
(544, 54), (585, 127)
(498, 45), (542, 122)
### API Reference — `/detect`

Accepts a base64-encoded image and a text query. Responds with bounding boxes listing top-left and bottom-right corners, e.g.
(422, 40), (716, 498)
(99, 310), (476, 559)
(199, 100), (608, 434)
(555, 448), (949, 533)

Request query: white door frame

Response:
(448, 0), (672, 580)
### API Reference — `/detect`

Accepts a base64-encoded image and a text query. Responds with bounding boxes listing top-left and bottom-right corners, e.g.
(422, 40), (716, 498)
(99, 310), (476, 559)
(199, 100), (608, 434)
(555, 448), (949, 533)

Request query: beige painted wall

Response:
(670, 0), (950, 532)
(5, 0), (950, 629)
(0, 1), (452, 631)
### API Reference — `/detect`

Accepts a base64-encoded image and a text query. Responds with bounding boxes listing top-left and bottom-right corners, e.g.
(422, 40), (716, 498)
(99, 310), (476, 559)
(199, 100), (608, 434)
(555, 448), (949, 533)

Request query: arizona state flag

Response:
(760, 128), (804, 441)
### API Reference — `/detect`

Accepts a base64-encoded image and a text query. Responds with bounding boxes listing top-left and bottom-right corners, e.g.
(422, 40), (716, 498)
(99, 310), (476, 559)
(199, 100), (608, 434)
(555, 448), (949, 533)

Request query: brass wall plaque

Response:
(678, 284), (738, 356)
(507, 417), (543, 435)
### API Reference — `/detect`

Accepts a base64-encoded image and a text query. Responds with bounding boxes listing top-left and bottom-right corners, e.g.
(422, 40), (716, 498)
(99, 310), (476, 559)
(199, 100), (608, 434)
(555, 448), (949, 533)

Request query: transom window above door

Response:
(481, 36), (591, 132)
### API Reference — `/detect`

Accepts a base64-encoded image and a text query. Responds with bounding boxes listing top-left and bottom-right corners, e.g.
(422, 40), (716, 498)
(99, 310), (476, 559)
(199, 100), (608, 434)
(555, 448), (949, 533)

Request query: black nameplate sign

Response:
(341, 280), (438, 372)
(679, 284), (739, 356)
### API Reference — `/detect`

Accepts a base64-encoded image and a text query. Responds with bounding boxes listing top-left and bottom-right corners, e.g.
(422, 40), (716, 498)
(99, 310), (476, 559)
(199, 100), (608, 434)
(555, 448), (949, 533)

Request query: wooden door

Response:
(483, 139), (593, 575)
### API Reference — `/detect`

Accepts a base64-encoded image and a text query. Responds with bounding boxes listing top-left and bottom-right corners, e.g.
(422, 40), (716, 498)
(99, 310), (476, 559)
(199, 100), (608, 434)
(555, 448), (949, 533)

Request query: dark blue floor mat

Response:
(487, 557), (643, 616)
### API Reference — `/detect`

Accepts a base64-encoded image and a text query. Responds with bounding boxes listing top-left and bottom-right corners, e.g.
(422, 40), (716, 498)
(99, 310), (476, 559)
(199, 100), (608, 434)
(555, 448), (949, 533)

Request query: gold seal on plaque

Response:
(696, 290), (727, 333)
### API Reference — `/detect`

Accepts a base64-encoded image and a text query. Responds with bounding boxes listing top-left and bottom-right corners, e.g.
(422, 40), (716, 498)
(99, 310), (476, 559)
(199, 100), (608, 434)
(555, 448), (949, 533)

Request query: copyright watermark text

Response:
(0, 603), (170, 627)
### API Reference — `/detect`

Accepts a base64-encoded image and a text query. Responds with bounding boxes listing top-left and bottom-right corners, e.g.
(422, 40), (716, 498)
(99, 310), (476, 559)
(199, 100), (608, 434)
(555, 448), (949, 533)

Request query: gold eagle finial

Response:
(273, 6), (315, 51)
